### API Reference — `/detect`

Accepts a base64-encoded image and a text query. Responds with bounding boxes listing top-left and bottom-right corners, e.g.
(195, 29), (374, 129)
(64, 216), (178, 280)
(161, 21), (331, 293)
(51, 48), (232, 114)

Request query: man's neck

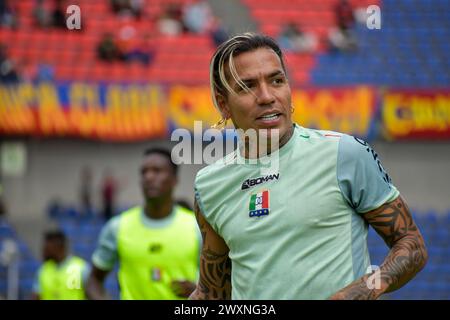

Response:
(241, 124), (295, 159)
(54, 253), (67, 265)
(278, 124), (295, 149)
(144, 198), (173, 220)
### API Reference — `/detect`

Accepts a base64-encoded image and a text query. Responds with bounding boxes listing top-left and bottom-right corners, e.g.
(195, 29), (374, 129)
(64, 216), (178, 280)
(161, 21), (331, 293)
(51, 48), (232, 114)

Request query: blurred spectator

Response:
(80, 166), (93, 218)
(110, 0), (130, 14)
(110, 0), (142, 19)
(35, 59), (55, 82)
(335, 0), (356, 31)
(116, 15), (155, 65)
(277, 23), (318, 53)
(129, 0), (144, 20)
(0, 0), (18, 28)
(101, 169), (118, 221)
(19, 58), (37, 82)
(0, 43), (6, 62)
(327, 27), (358, 53)
(116, 15), (139, 58)
(328, 0), (358, 53)
(97, 33), (123, 62)
(124, 33), (155, 66)
(0, 43), (20, 84)
(158, 3), (184, 36)
(51, 0), (67, 29)
(47, 198), (63, 220)
(209, 17), (229, 47)
(33, 0), (52, 28)
(182, 0), (213, 34)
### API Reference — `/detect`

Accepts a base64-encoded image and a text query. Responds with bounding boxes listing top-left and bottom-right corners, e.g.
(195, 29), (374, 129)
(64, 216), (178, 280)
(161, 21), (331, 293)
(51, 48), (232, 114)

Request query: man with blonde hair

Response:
(190, 33), (427, 300)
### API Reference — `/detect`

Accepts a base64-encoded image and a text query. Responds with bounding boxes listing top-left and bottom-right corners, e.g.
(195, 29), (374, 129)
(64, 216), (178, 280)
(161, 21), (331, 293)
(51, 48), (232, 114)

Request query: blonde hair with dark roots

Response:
(209, 32), (288, 115)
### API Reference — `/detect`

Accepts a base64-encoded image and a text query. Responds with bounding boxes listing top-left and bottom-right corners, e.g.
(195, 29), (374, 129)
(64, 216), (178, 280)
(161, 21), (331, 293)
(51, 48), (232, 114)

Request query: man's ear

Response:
(216, 94), (230, 119)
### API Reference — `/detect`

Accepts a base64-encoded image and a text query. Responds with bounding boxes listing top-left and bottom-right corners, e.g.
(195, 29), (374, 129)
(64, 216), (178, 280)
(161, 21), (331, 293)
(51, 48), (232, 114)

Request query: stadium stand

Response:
(0, 213), (120, 299)
(0, 0), (215, 84)
(311, 0), (450, 86)
(0, 218), (40, 300)
(242, 0), (450, 87)
(2, 0), (448, 86)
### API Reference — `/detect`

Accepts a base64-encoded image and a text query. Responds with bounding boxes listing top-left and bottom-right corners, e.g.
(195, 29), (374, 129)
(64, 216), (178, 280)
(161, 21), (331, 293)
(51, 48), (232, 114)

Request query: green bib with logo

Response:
(117, 206), (199, 300)
(38, 256), (87, 300)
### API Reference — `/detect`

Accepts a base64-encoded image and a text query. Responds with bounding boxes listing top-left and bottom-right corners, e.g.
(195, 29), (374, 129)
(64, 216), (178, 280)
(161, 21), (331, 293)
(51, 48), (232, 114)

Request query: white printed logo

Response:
(366, 265), (381, 290)
(171, 121), (281, 174)
(66, 265), (82, 290)
(66, 5), (81, 30)
(366, 5), (381, 30)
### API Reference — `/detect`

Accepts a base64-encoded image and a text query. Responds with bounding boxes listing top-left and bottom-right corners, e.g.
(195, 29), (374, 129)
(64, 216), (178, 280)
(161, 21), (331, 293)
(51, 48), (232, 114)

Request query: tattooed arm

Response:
(330, 196), (428, 300)
(189, 200), (232, 300)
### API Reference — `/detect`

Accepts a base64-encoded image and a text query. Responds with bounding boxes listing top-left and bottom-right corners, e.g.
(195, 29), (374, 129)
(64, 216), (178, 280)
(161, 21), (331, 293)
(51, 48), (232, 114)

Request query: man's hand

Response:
(329, 196), (428, 300)
(171, 280), (197, 298)
(329, 274), (386, 300)
(86, 266), (111, 300)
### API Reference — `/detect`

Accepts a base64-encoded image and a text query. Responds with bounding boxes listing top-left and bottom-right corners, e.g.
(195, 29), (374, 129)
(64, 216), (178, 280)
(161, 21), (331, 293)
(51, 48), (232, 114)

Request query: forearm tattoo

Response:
(333, 197), (428, 299)
(190, 201), (231, 300)
(365, 197), (428, 292)
(197, 248), (232, 299)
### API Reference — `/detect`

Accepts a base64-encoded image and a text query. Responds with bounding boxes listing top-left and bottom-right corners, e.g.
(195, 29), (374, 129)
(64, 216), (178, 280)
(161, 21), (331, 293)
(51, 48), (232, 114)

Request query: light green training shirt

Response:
(194, 124), (399, 300)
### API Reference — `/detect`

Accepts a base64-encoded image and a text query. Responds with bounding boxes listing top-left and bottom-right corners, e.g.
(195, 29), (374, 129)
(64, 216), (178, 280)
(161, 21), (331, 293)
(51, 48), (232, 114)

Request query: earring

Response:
(211, 117), (228, 130)
(291, 106), (295, 114)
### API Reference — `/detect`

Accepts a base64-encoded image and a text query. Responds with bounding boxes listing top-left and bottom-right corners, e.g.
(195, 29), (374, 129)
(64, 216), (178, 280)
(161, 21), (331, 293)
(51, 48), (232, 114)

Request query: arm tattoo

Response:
(189, 201), (231, 300)
(365, 197), (428, 292)
(198, 248), (232, 299)
(332, 196), (428, 299)
(330, 276), (379, 300)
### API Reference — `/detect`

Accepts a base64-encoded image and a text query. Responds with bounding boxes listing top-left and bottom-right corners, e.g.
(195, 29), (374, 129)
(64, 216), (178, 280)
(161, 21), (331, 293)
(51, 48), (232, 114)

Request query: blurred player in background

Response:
(86, 148), (200, 300)
(190, 33), (428, 300)
(32, 230), (89, 300)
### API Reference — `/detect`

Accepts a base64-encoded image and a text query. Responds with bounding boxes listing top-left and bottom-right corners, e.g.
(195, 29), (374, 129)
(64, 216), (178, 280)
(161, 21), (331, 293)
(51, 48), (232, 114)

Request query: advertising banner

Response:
(1, 83), (378, 141)
(382, 89), (450, 140)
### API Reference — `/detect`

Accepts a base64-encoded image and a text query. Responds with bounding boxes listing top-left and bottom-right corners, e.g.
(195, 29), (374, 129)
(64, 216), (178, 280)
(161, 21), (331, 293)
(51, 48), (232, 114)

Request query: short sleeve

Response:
(32, 269), (41, 294)
(91, 216), (120, 271)
(337, 135), (400, 213)
(81, 262), (91, 286)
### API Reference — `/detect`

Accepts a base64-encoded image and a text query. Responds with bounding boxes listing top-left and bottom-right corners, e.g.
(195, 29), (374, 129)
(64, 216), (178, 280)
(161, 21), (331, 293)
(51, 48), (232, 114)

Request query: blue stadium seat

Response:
(311, 0), (450, 87)
(19, 260), (39, 278)
(0, 280), (7, 297)
(0, 225), (16, 238)
(104, 269), (120, 300)
(19, 278), (34, 299)
(64, 207), (80, 219)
